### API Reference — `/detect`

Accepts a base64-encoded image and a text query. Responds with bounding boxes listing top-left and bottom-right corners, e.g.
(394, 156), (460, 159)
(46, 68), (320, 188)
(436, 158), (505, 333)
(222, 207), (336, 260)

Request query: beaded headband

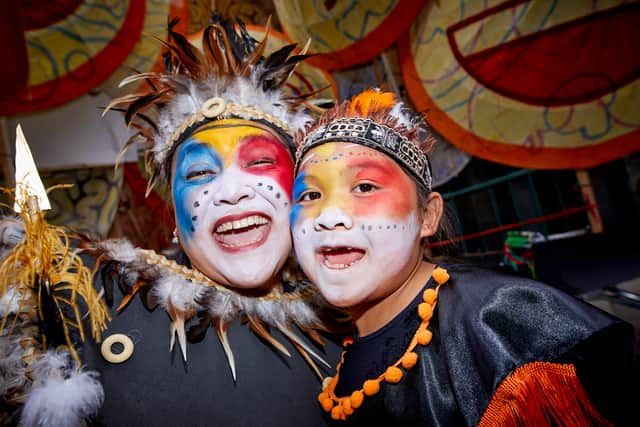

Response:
(295, 117), (432, 193)
(165, 96), (295, 156)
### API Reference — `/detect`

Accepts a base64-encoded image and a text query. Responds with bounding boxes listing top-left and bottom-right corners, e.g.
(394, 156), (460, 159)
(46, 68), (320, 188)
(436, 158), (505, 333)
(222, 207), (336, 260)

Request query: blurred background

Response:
(0, 0), (639, 362)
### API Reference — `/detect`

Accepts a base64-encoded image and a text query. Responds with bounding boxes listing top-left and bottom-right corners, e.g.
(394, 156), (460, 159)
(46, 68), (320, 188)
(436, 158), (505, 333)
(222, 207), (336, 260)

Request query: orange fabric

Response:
(478, 361), (612, 427)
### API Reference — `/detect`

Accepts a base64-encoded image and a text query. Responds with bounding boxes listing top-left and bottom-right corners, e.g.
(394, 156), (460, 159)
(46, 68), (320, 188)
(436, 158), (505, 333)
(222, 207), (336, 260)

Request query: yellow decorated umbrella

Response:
(399, 0), (640, 169)
(0, 0), (146, 114)
(0, 0), (194, 115)
(274, 0), (426, 71)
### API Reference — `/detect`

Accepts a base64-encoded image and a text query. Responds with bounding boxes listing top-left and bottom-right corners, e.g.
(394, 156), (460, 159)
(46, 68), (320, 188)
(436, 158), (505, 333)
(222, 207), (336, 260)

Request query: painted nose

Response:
(212, 168), (256, 205)
(314, 207), (353, 231)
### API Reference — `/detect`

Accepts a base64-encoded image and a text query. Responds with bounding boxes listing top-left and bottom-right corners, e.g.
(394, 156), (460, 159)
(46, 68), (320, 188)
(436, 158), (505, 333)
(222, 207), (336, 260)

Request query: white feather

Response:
(151, 274), (206, 313)
(20, 351), (104, 427)
(153, 75), (312, 166)
(0, 286), (23, 316)
(98, 238), (138, 263)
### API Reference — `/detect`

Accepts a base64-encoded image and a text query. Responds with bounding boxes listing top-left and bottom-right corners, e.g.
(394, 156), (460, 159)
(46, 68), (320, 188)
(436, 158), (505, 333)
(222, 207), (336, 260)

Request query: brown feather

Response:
(289, 338), (323, 381)
(214, 318), (237, 381)
(302, 328), (326, 347)
(276, 322), (330, 369)
(247, 316), (291, 357)
(216, 24), (239, 74)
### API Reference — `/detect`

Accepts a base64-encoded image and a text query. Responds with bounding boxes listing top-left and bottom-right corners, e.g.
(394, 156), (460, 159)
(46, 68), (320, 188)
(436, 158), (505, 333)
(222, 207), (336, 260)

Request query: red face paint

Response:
(349, 155), (418, 219)
(238, 135), (294, 199)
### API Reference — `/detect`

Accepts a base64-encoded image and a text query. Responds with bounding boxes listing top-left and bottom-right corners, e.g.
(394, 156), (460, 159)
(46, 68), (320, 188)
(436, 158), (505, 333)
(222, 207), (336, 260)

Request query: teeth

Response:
(323, 260), (352, 269)
(216, 215), (269, 233)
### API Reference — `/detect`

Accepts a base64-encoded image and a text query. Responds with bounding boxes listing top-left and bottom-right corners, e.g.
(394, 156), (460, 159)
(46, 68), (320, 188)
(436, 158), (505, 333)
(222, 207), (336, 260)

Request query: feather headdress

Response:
(95, 16), (346, 381)
(105, 14), (313, 194)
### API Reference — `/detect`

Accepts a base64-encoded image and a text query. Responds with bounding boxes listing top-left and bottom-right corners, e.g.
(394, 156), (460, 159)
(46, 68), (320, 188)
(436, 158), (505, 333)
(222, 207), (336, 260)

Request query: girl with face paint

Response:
(292, 90), (636, 426)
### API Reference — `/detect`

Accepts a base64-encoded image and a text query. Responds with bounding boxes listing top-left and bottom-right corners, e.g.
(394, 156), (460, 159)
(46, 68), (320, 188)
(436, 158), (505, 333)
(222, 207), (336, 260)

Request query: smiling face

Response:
(291, 142), (426, 308)
(171, 119), (293, 289)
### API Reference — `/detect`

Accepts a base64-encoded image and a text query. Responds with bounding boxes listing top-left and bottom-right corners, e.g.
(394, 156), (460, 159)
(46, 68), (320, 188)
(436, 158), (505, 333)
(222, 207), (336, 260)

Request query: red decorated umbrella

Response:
(274, 0), (426, 71)
(399, 0), (640, 169)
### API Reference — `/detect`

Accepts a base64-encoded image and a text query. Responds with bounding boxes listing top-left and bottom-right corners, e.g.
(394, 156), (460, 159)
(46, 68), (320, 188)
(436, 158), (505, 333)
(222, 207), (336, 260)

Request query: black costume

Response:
(333, 264), (636, 426)
(83, 284), (341, 426)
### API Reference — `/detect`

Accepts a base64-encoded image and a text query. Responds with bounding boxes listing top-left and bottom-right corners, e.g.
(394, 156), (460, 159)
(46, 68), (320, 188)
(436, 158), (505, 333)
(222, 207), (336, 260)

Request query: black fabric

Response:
(83, 283), (341, 426)
(332, 264), (636, 426)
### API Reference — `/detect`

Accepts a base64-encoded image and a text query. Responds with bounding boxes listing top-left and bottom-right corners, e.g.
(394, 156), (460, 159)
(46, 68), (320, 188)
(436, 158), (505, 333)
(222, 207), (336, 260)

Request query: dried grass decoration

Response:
(0, 186), (110, 363)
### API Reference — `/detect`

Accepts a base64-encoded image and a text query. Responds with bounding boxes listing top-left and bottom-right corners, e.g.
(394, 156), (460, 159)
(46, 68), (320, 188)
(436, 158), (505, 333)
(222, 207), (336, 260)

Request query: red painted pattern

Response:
(347, 151), (418, 219)
(237, 136), (294, 200)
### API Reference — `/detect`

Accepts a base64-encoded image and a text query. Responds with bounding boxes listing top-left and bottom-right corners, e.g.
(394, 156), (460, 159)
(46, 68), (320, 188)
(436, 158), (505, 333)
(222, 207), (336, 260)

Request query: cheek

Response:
(353, 191), (416, 219)
(173, 180), (213, 239)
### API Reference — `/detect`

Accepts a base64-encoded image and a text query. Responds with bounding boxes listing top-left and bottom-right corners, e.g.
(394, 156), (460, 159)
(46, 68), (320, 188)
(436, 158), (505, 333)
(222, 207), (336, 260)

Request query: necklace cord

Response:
(318, 266), (450, 421)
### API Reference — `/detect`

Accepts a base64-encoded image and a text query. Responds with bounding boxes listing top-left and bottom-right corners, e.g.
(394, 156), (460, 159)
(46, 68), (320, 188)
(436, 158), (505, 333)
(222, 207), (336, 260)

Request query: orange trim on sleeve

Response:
(478, 361), (613, 427)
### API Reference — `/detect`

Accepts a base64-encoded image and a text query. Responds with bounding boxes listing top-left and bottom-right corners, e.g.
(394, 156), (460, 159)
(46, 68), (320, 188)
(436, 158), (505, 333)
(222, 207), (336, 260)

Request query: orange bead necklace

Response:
(318, 266), (450, 421)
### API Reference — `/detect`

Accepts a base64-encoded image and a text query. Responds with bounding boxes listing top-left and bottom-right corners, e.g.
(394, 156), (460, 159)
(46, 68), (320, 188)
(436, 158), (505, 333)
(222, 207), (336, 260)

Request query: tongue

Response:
(215, 224), (268, 248)
(324, 248), (365, 266)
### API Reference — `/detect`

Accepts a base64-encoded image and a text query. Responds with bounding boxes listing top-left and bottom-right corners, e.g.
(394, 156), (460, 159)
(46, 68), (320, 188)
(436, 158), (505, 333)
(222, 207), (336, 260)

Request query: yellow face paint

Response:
(296, 142), (354, 217)
(189, 119), (284, 168)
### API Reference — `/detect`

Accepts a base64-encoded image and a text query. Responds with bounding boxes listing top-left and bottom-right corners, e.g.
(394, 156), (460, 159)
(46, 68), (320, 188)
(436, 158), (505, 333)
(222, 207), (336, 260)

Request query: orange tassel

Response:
(478, 362), (613, 427)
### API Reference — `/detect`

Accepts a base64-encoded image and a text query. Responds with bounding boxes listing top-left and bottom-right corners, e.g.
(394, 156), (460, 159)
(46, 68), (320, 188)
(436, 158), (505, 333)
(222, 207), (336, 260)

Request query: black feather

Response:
(124, 91), (168, 126)
(236, 18), (256, 53)
(263, 44), (296, 69)
(259, 63), (297, 92)
(106, 107), (158, 132)
(221, 18), (245, 64)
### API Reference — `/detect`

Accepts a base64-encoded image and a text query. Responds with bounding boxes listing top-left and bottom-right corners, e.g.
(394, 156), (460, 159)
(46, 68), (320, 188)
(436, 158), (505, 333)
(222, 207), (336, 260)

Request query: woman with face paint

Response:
(292, 90), (636, 426)
(80, 16), (342, 426)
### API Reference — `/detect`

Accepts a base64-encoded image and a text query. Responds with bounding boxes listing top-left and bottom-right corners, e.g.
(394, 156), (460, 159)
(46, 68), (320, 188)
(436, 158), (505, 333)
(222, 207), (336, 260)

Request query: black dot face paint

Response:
(258, 182), (263, 186)
(192, 216), (198, 221)
(276, 192), (281, 199)
(204, 190), (208, 195)
(267, 185), (273, 191)
(194, 201), (200, 208)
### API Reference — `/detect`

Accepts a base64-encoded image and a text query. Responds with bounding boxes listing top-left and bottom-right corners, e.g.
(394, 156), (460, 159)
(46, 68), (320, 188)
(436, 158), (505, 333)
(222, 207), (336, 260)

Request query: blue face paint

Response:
(290, 171), (307, 226)
(172, 138), (223, 240)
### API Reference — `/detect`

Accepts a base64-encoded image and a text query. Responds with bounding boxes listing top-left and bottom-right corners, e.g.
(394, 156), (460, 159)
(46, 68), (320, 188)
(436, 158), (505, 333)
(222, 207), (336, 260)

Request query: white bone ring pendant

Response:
(101, 333), (134, 364)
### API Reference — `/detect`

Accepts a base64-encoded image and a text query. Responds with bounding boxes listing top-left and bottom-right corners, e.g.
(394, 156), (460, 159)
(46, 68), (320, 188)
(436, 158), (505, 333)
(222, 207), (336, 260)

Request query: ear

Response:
(419, 192), (443, 239)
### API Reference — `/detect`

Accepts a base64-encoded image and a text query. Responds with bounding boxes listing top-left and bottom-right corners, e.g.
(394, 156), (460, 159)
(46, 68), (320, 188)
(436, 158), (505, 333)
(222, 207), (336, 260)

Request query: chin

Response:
(316, 281), (365, 309)
(221, 269), (278, 289)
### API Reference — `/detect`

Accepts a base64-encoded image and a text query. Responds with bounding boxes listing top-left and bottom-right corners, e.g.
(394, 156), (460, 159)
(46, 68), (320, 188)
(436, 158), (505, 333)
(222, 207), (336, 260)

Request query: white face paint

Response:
(172, 120), (294, 289)
(291, 143), (424, 308)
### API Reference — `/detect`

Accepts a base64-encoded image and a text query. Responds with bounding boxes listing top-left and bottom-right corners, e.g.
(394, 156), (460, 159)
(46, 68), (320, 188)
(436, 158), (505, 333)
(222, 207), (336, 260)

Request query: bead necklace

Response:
(318, 266), (450, 421)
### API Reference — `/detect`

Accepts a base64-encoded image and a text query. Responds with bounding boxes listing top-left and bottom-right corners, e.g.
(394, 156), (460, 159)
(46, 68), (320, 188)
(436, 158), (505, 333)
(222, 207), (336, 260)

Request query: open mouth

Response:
(213, 212), (271, 252)
(318, 246), (366, 270)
